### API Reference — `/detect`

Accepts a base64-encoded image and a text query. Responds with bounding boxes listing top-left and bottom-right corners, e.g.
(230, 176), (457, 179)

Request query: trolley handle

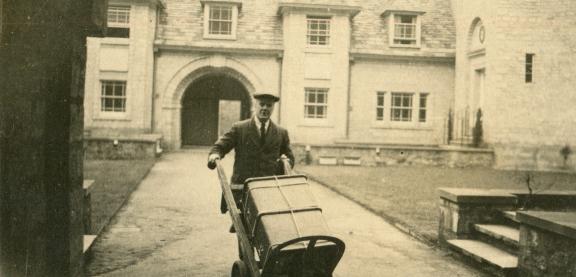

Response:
(214, 159), (262, 277)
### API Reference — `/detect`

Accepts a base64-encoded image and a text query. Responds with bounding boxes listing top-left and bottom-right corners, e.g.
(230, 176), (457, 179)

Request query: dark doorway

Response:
(181, 74), (251, 146)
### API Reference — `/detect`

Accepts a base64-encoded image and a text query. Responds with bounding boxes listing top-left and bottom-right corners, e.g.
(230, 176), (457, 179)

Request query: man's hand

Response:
(207, 154), (220, 170)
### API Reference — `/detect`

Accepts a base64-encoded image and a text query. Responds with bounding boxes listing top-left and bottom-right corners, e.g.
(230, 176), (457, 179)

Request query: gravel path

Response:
(86, 148), (486, 277)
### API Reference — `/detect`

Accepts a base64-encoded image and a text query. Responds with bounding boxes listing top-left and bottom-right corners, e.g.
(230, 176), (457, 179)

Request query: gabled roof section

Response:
(278, 0), (362, 17)
(351, 0), (456, 54)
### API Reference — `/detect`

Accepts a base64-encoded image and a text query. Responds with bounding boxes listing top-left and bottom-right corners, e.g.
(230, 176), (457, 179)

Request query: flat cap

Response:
(253, 93), (280, 102)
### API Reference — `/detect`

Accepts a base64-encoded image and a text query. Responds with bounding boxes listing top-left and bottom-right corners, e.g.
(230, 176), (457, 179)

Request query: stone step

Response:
(474, 224), (520, 249)
(502, 211), (520, 224)
(447, 239), (518, 276)
(83, 235), (97, 253)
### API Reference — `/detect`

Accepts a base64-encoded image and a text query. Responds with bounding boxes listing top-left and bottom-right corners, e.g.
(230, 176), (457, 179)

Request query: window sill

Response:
(94, 113), (130, 121)
(371, 121), (434, 131)
(389, 44), (421, 49)
(304, 46), (333, 53)
(203, 34), (237, 41)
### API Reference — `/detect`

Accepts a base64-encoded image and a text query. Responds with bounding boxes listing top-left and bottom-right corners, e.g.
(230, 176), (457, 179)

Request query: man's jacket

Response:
(209, 117), (295, 185)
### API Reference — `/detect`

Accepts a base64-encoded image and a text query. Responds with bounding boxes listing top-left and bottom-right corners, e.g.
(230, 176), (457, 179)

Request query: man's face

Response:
(255, 98), (275, 121)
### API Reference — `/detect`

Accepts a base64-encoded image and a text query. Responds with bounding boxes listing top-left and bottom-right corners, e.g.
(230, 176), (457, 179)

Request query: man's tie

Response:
(260, 121), (266, 145)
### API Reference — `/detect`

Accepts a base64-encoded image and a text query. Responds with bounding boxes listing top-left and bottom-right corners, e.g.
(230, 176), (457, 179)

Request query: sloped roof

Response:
(351, 0), (456, 53)
(157, 0), (456, 54)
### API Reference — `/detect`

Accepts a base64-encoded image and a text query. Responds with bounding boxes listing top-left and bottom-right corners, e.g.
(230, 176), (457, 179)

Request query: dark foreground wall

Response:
(0, 1), (105, 276)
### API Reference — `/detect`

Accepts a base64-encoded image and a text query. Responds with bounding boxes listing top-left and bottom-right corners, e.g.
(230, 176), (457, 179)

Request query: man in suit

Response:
(207, 92), (295, 214)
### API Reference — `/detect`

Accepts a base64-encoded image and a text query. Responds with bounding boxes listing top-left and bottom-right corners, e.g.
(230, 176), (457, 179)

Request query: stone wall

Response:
(84, 134), (162, 160)
(84, 0), (159, 133)
(279, 10), (352, 145)
(292, 144), (494, 167)
(518, 212), (576, 277)
(347, 58), (454, 146)
(452, 0), (576, 171)
(157, 0), (283, 48)
(0, 1), (103, 275)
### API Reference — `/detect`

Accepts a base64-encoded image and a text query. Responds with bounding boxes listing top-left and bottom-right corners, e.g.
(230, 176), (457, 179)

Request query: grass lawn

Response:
(84, 159), (156, 234)
(297, 165), (576, 242)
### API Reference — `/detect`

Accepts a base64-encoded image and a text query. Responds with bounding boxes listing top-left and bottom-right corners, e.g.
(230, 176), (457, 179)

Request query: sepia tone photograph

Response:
(1, 0), (575, 276)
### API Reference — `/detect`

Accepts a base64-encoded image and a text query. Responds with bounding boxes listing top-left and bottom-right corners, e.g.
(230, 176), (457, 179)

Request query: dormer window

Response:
(393, 15), (417, 45)
(383, 10), (424, 48)
(107, 5), (130, 38)
(202, 1), (240, 40)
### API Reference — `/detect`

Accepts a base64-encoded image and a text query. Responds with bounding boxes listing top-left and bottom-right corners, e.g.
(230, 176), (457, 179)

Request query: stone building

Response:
(83, 0), (576, 170)
(451, 0), (576, 170)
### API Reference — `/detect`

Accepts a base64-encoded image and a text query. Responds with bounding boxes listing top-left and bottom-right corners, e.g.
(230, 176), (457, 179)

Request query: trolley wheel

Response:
(231, 260), (249, 277)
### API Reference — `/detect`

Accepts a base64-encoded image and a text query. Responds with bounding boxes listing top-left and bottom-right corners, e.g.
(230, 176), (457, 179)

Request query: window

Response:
(304, 88), (328, 118)
(393, 14), (417, 45)
(203, 3), (238, 39)
(418, 93), (428, 122)
(384, 11), (423, 47)
(107, 5), (130, 38)
(376, 92), (385, 121)
(307, 16), (331, 46)
(209, 6), (232, 35)
(377, 91), (430, 124)
(525, 53), (534, 83)
(101, 81), (127, 112)
(390, 93), (413, 121)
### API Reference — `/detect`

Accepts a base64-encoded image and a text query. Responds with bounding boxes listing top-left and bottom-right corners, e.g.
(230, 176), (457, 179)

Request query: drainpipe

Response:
(345, 15), (354, 140)
(345, 56), (354, 139)
(151, 47), (158, 133)
(151, 6), (161, 133)
(277, 52), (283, 125)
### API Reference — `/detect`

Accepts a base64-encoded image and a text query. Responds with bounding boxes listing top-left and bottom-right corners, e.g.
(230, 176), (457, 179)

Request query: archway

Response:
(181, 74), (251, 146)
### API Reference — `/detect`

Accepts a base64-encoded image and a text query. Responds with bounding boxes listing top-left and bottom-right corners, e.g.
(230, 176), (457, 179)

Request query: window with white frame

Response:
(418, 93), (428, 122)
(376, 92), (386, 121)
(393, 14), (417, 45)
(307, 16), (331, 46)
(304, 88), (328, 119)
(203, 4), (238, 39)
(377, 91), (429, 123)
(390, 92), (413, 121)
(107, 5), (130, 38)
(386, 12), (422, 47)
(101, 80), (127, 112)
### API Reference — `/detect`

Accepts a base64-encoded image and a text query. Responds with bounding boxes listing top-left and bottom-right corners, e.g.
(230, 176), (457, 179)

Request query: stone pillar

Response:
(0, 1), (105, 276)
(517, 212), (576, 277)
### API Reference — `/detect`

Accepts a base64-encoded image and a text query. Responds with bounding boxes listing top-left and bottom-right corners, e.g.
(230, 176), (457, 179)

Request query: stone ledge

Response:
(517, 211), (576, 240)
(84, 133), (162, 160)
(438, 188), (518, 205)
(85, 133), (162, 143)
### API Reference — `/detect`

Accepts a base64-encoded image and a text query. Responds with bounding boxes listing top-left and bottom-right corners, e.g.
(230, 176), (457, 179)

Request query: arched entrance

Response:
(181, 74), (251, 146)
